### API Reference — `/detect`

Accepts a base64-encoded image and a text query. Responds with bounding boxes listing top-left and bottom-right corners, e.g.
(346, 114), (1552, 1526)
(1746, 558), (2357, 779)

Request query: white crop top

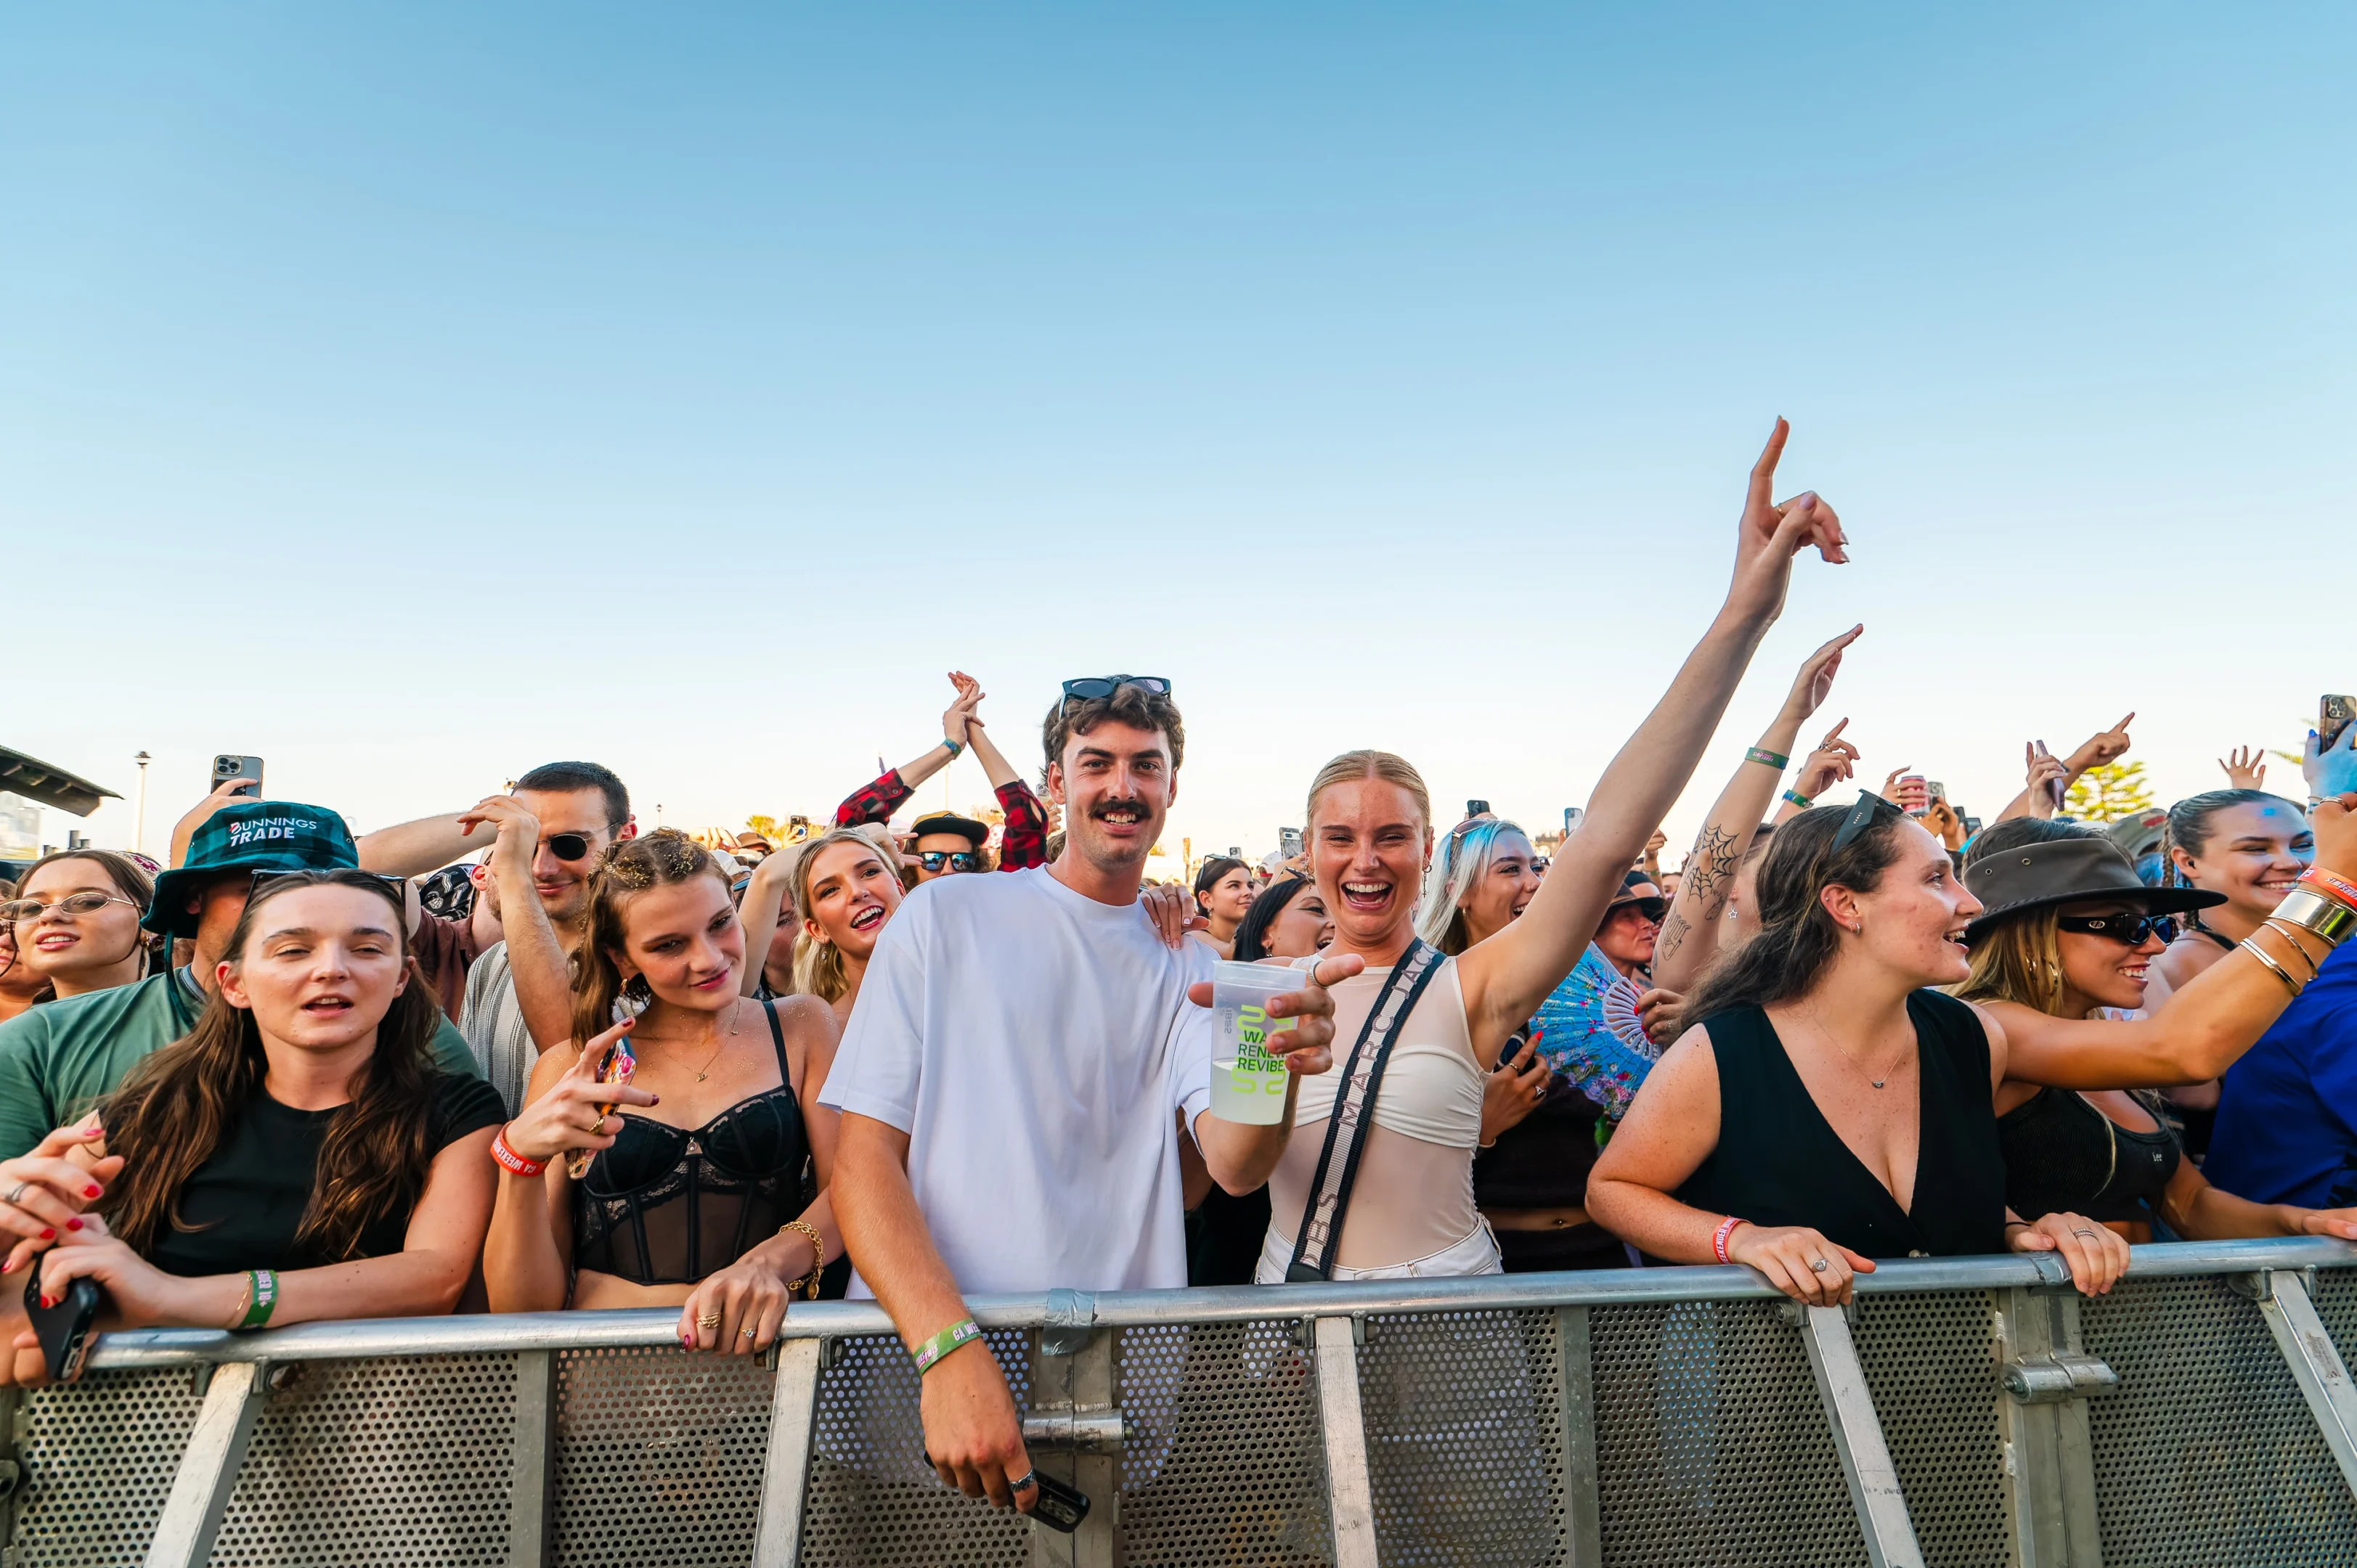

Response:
(1289, 955), (1483, 1148)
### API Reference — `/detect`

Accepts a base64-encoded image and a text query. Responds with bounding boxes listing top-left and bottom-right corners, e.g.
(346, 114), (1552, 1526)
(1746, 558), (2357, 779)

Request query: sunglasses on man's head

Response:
(1831, 791), (1905, 852)
(1059, 674), (1173, 703)
(917, 850), (981, 874)
(2055, 912), (2177, 946)
(248, 870), (409, 901)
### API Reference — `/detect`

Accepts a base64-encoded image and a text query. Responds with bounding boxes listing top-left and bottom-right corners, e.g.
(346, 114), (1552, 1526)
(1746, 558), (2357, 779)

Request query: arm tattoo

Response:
(1680, 825), (1744, 918)
(1654, 908), (1693, 965)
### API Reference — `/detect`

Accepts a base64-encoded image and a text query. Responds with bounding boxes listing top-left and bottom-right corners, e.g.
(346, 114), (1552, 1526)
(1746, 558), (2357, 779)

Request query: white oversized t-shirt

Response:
(819, 867), (1218, 1297)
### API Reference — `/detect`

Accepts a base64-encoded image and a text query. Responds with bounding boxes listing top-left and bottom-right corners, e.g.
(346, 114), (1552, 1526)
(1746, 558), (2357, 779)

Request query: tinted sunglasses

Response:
(2055, 912), (2177, 946)
(1059, 675), (1172, 703)
(0, 891), (142, 926)
(917, 850), (981, 874)
(1832, 791), (1903, 852)
(542, 833), (596, 862)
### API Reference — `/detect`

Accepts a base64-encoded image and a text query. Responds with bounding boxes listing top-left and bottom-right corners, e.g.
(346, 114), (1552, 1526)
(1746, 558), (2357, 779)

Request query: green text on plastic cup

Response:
(1208, 960), (1295, 1124)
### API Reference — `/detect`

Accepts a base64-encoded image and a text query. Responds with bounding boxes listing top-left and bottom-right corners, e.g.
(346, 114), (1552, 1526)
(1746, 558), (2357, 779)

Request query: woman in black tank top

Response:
(1960, 818), (2357, 1248)
(1589, 801), (2140, 1305)
(485, 830), (847, 1356)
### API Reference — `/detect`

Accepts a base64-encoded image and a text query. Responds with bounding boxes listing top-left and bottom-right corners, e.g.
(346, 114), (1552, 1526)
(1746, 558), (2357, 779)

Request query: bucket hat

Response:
(145, 800), (361, 938)
(1963, 835), (2221, 943)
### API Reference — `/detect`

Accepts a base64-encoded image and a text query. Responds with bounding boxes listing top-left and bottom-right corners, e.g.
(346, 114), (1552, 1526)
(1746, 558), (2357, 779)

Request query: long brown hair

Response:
(99, 870), (441, 1262)
(9, 848), (159, 1002)
(570, 829), (732, 1045)
(1683, 804), (1913, 1022)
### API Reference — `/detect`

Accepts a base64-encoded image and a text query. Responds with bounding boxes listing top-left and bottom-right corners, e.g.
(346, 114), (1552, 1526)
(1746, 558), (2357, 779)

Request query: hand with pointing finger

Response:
(1794, 720), (1860, 802)
(502, 1018), (656, 1169)
(2064, 714), (2136, 778)
(1724, 418), (1849, 628)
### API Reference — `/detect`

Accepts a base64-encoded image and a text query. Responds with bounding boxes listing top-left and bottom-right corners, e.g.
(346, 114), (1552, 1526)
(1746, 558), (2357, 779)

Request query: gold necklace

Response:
(1800, 1005), (1910, 1091)
(646, 1000), (742, 1082)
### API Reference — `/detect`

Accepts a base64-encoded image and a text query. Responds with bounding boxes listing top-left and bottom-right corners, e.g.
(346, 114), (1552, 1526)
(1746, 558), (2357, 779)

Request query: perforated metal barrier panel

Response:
(11, 1249), (2357, 1567)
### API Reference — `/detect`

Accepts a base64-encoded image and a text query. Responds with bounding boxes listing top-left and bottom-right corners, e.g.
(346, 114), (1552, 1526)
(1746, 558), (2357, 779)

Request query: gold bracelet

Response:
(2273, 888), (2356, 950)
(2241, 936), (2305, 998)
(2263, 919), (2327, 980)
(225, 1273), (254, 1331)
(778, 1220), (827, 1300)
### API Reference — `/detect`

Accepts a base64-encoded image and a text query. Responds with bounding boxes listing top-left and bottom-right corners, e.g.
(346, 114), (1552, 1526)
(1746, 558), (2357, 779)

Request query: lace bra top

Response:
(571, 1003), (807, 1286)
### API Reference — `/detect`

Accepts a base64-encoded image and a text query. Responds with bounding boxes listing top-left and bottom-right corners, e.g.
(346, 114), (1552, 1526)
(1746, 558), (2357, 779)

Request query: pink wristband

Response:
(1711, 1215), (1746, 1265)
(491, 1126), (544, 1178)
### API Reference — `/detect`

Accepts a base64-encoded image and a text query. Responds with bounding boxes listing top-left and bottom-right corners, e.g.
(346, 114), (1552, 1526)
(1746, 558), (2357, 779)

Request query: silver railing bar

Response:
(140, 1358), (267, 1568)
(1555, 1304), (1603, 1568)
(504, 1349), (558, 1568)
(2240, 1268), (2357, 1499)
(750, 1337), (826, 1568)
(1311, 1315), (1380, 1568)
(1796, 1304), (1926, 1568)
(80, 1238), (2357, 1372)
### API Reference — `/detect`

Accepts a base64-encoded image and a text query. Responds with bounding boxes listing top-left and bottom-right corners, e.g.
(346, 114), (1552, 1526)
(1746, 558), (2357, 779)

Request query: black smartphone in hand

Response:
(1024, 1471), (1090, 1533)
(23, 1271), (102, 1383)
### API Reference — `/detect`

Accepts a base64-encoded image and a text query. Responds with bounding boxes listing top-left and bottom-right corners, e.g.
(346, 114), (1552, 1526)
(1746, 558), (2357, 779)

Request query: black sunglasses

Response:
(917, 850), (981, 874)
(540, 833), (597, 862)
(2056, 912), (2176, 946)
(250, 870), (409, 901)
(1831, 791), (1903, 852)
(1059, 674), (1172, 703)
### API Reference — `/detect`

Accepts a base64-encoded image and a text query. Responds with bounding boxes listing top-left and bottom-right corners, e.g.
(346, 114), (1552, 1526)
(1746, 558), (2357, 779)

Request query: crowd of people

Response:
(2, 422), (2354, 1519)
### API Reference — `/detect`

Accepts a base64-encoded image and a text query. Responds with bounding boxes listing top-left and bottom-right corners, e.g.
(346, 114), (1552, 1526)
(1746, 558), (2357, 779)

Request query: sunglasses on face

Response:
(541, 833), (597, 862)
(2055, 912), (2177, 946)
(917, 851), (981, 874)
(0, 891), (140, 926)
(1832, 791), (1904, 852)
(1059, 674), (1173, 703)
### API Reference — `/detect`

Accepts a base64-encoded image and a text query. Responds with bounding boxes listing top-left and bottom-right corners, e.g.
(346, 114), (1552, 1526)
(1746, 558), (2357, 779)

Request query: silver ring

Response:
(1809, 1257), (1831, 1273)
(741, 1328), (757, 1339)
(2070, 1228), (2098, 1239)
(4, 1183), (25, 1206)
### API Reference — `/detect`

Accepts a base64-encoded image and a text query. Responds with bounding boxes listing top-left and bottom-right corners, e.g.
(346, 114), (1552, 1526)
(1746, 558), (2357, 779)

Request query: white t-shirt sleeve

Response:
(816, 894), (932, 1132)
(1172, 942), (1216, 1122)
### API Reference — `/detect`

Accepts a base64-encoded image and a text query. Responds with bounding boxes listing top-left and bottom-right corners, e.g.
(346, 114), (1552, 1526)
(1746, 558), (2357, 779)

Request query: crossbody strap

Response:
(1286, 939), (1446, 1282)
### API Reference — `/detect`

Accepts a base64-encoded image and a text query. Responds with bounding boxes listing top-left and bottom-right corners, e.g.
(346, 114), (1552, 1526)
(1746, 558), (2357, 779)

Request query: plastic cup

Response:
(1208, 960), (1298, 1125)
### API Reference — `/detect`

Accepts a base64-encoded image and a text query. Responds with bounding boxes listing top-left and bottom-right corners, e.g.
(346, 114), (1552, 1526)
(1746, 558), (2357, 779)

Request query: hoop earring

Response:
(622, 973), (653, 1005)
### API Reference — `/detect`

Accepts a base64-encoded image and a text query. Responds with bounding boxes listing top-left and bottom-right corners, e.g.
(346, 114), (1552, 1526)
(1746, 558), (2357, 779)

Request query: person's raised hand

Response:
(501, 1018), (655, 1167)
(2219, 746), (2268, 791)
(1725, 1221), (1876, 1306)
(943, 674), (985, 747)
(1922, 797), (1963, 848)
(2023, 743), (2069, 819)
(2307, 791), (2357, 884)
(2064, 714), (2136, 776)
(1726, 419), (1849, 627)
(1793, 719), (1860, 801)
(170, 777), (262, 866)
(0, 1124), (120, 1278)
(2306, 724), (2357, 801)
(1481, 1037), (1552, 1144)
(1782, 626), (1864, 723)
(2011, 1211), (2130, 1295)
(1139, 883), (1204, 950)
(1189, 952), (1367, 1077)
(456, 794), (543, 857)
(921, 1336), (1035, 1513)
(1879, 766), (1914, 801)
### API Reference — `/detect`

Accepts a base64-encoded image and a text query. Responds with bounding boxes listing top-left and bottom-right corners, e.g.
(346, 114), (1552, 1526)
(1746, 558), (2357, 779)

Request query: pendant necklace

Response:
(693, 1001), (743, 1082)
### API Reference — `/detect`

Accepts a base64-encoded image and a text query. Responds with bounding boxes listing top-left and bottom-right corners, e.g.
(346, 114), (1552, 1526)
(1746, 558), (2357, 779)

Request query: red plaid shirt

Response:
(832, 771), (1049, 871)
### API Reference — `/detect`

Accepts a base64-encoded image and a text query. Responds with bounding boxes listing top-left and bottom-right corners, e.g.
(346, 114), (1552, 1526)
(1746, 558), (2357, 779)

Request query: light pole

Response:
(134, 751), (152, 858)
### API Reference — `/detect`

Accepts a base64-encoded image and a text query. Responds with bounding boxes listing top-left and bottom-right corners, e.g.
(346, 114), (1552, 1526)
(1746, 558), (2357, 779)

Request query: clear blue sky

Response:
(4, 6), (2349, 860)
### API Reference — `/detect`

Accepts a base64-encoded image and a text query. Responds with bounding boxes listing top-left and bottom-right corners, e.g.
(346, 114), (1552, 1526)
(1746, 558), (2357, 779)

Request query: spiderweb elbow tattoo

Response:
(1678, 825), (1744, 920)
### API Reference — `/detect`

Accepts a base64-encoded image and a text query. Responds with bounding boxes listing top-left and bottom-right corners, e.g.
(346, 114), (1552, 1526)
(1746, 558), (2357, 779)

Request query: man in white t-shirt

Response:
(825, 676), (1359, 1518)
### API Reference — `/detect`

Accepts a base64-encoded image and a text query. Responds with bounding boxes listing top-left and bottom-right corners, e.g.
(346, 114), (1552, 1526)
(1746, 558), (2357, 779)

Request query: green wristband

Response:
(941, 738), (965, 759)
(911, 1317), (982, 1375)
(1746, 746), (1790, 769)
(1781, 788), (1815, 810)
(238, 1268), (279, 1331)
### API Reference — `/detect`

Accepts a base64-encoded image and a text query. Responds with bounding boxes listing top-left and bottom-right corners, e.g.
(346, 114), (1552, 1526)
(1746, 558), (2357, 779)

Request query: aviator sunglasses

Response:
(2054, 912), (2178, 947)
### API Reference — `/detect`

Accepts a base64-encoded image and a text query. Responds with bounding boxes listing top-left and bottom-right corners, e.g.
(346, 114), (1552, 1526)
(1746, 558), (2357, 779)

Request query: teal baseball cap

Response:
(144, 800), (361, 938)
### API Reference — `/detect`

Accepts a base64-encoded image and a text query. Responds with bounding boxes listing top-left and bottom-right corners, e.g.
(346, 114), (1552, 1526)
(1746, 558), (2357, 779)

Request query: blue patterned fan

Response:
(1526, 944), (1659, 1120)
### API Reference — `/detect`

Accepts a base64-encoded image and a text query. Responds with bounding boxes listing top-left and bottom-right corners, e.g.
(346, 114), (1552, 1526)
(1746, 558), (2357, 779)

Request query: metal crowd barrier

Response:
(7, 1238), (2357, 1567)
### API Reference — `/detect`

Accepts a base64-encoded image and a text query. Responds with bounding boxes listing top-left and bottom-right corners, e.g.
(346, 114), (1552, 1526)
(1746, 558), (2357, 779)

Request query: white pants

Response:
(1254, 1217), (1504, 1283)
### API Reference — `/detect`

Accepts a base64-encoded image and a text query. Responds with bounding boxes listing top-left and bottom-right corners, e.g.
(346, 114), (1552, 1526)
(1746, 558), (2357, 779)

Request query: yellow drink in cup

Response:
(1208, 960), (1295, 1124)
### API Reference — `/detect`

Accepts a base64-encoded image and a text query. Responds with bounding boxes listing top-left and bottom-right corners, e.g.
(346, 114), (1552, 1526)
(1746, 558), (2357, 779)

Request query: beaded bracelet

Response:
(1745, 747), (1790, 770)
(1781, 789), (1815, 810)
(491, 1127), (545, 1178)
(1711, 1215), (1746, 1265)
(911, 1317), (982, 1376)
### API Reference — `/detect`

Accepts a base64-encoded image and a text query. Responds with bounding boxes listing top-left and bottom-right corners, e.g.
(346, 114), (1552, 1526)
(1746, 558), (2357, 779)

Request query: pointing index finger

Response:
(1746, 418), (1790, 516)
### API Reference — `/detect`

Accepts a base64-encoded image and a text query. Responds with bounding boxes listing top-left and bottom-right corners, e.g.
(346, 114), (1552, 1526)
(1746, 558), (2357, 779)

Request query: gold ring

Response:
(590, 1114), (610, 1135)
(696, 1312), (722, 1328)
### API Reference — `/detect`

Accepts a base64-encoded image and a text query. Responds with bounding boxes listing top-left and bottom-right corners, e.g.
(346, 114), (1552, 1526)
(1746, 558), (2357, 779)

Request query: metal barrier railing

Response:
(7, 1238), (2357, 1567)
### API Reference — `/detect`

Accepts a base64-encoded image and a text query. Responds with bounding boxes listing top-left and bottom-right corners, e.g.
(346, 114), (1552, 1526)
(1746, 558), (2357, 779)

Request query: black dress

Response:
(1674, 991), (2008, 1259)
(1998, 1087), (2181, 1227)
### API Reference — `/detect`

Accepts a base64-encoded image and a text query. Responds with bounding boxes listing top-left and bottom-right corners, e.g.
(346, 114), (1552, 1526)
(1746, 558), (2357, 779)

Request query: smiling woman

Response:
(2, 850), (155, 1009)
(483, 829), (849, 1354)
(1, 871), (505, 1385)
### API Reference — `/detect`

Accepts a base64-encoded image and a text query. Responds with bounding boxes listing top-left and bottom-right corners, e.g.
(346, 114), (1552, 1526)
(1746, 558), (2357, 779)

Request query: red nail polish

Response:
(649, 1094), (661, 1105)
(39, 1229), (53, 1241)
(86, 1186), (101, 1199)
(65, 1218), (82, 1231)
(1, 1259), (11, 1273)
